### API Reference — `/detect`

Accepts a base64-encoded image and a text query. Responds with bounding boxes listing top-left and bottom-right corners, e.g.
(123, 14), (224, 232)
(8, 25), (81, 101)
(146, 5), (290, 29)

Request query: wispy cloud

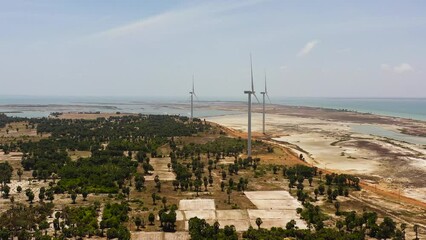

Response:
(87, 0), (266, 40)
(381, 63), (414, 74)
(298, 40), (319, 57)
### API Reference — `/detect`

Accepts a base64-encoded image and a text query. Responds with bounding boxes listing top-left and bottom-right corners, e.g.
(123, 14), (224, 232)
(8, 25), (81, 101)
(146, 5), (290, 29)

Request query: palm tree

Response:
(226, 187), (232, 204)
(152, 193), (156, 205)
(148, 213), (155, 225)
(135, 217), (142, 231)
(71, 192), (77, 204)
(255, 218), (263, 229)
(314, 189), (319, 201)
(414, 224), (419, 240)
(334, 201), (340, 215)
(17, 168), (23, 182)
(82, 190), (88, 201)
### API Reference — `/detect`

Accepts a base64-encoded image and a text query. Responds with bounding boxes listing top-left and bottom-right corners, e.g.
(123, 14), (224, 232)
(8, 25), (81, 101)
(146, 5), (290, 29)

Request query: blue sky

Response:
(0, 0), (425, 98)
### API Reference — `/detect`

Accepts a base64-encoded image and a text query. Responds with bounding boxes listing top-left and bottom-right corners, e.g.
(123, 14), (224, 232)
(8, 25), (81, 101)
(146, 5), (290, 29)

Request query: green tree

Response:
(71, 191), (77, 204)
(151, 193), (157, 205)
(226, 187), (232, 204)
(135, 217), (142, 231)
(27, 190), (35, 204)
(39, 221), (49, 235)
(82, 189), (89, 201)
(0, 162), (13, 186)
(17, 168), (23, 182)
(377, 217), (396, 240)
(334, 201), (340, 215)
(148, 213), (155, 225)
(255, 217), (263, 229)
(2, 185), (10, 198)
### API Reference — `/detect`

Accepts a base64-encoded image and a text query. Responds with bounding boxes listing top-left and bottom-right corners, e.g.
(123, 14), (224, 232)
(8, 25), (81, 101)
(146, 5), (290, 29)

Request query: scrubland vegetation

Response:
(0, 113), (420, 240)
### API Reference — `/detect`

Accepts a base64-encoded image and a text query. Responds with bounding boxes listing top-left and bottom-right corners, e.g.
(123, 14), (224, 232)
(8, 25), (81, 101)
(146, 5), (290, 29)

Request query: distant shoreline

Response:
(1, 99), (426, 135)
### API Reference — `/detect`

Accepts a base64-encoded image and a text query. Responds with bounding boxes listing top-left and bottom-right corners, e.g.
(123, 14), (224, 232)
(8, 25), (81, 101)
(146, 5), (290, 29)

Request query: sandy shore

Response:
(206, 109), (426, 204)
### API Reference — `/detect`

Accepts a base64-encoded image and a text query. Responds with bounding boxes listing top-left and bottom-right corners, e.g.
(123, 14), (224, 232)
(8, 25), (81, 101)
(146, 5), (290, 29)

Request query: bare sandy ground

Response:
(176, 191), (306, 231)
(145, 158), (176, 181)
(207, 112), (426, 204)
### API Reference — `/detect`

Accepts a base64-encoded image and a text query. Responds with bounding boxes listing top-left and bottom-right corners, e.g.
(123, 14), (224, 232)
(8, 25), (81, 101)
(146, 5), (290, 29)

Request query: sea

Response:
(0, 96), (425, 121)
(1, 96), (426, 145)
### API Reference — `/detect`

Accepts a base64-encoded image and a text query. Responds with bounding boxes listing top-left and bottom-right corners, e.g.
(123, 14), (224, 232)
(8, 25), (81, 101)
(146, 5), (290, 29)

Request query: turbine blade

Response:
(250, 53), (255, 92)
(264, 71), (267, 93)
(266, 93), (271, 103)
(253, 93), (260, 103)
(192, 74), (195, 93)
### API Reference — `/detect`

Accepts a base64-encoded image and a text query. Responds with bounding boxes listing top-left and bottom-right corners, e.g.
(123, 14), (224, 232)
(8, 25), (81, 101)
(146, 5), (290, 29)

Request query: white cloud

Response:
(298, 40), (319, 57)
(381, 63), (414, 74)
(279, 65), (288, 70)
(394, 63), (414, 73)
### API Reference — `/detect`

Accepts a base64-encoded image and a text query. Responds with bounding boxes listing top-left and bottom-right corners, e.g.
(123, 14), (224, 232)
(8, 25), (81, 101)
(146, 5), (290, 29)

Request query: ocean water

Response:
(0, 96), (426, 121)
(275, 97), (426, 121)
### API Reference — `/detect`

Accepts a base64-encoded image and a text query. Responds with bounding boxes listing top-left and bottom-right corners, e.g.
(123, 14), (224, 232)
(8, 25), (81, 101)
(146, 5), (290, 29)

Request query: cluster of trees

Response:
(158, 205), (178, 232)
(57, 153), (137, 193)
(283, 165), (316, 199)
(242, 212), (414, 240)
(297, 202), (327, 230)
(324, 173), (360, 190)
(0, 203), (54, 239)
(0, 162), (13, 186)
(58, 205), (99, 238)
(100, 202), (130, 240)
(0, 114), (26, 128)
(188, 217), (238, 240)
(173, 136), (246, 160)
(242, 226), (365, 240)
(32, 115), (206, 148)
(334, 211), (411, 240)
(20, 139), (69, 176)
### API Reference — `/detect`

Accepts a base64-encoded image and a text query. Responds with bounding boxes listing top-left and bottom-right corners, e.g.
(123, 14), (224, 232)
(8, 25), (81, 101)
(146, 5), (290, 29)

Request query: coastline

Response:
(204, 105), (426, 205)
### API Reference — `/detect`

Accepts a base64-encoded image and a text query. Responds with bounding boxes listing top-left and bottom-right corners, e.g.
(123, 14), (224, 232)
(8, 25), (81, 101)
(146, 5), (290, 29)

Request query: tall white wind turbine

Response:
(244, 54), (260, 158)
(260, 72), (271, 134)
(189, 75), (197, 121)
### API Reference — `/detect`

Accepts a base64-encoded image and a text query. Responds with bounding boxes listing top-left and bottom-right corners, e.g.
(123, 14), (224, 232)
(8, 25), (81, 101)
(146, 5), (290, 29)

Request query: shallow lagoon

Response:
(351, 124), (426, 145)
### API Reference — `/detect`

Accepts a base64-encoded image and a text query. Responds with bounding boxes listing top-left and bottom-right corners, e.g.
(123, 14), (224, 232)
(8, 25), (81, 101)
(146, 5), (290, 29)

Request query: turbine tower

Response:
(244, 54), (259, 158)
(189, 75), (197, 121)
(260, 72), (271, 134)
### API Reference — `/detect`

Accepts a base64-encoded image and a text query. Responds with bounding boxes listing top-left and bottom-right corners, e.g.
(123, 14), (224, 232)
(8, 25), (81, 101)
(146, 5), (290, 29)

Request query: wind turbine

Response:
(189, 75), (197, 121)
(260, 71), (271, 134)
(244, 54), (259, 158)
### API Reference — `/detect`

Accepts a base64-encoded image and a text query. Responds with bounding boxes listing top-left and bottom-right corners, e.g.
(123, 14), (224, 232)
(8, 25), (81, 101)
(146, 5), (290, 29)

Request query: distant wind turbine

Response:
(244, 54), (260, 158)
(260, 71), (271, 134)
(189, 75), (197, 121)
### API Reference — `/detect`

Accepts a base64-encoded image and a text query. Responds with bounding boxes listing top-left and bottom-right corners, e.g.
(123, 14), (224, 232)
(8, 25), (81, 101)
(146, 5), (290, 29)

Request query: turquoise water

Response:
(275, 98), (426, 121)
(1, 96), (426, 121)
